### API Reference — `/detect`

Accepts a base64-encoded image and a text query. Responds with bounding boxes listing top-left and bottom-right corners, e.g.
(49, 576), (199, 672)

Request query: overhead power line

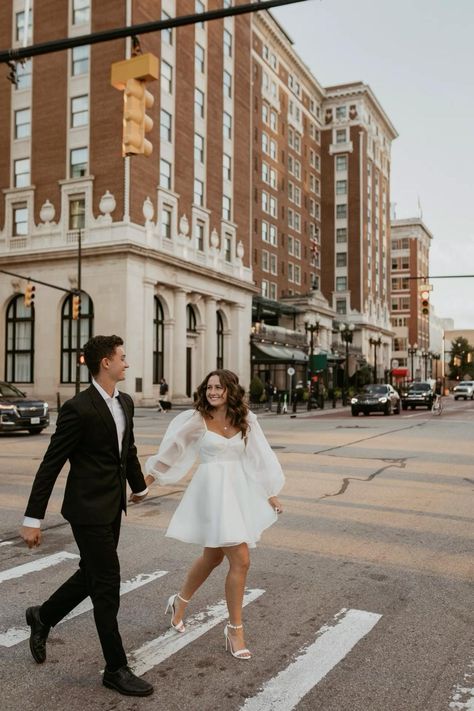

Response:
(0, 0), (309, 64)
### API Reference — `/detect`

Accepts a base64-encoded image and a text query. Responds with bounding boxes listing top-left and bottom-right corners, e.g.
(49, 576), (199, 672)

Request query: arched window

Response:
(153, 297), (165, 384)
(216, 311), (224, 369)
(5, 294), (34, 382)
(61, 293), (93, 383)
(186, 304), (197, 333)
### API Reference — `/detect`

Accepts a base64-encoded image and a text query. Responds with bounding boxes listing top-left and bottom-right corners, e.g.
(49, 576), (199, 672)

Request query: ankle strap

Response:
(177, 593), (190, 604)
(227, 622), (243, 629)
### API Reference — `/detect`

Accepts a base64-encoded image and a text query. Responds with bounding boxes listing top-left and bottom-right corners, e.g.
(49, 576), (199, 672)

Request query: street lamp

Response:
(369, 336), (382, 383)
(339, 322), (355, 406)
(407, 342), (418, 382)
(305, 319), (321, 410)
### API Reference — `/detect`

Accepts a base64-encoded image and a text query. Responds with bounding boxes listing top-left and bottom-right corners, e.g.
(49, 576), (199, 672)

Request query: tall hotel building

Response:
(0, 0), (255, 402)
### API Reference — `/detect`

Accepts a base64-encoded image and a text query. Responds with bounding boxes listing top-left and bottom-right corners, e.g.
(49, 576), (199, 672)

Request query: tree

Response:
(249, 375), (264, 403)
(448, 337), (474, 380)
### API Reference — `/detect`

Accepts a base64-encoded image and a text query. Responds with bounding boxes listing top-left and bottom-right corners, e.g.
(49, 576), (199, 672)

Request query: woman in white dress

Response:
(143, 369), (284, 660)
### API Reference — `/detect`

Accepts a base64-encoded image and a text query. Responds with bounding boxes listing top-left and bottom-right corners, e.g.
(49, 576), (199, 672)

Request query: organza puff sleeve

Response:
(243, 411), (285, 497)
(145, 409), (205, 486)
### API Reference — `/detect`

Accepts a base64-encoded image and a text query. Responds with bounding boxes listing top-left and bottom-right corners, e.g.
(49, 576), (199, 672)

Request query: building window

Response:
(5, 295), (34, 383)
(224, 234), (232, 261)
(71, 94), (88, 127)
(14, 158), (30, 188)
(195, 44), (205, 74)
(15, 11), (33, 43)
(269, 139), (277, 161)
(336, 252), (347, 267)
(153, 297), (165, 384)
(160, 109), (172, 142)
(223, 29), (232, 57)
(160, 206), (172, 239)
(311, 274), (319, 290)
(336, 276), (347, 291)
(72, 0), (90, 25)
(270, 253), (277, 275)
(269, 282), (277, 300)
(223, 111), (232, 139)
(336, 106), (347, 119)
(195, 221), (205, 251)
(336, 129), (347, 144)
(194, 133), (204, 163)
(194, 178), (204, 206)
(261, 280), (269, 298)
(223, 153), (232, 181)
(160, 159), (172, 189)
(186, 305), (197, 333)
(336, 180), (347, 195)
(262, 132), (269, 154)
(161, 10), (173, 45)
(269, 111), (277, 132)
(70, 147), (88, 178)
(72, 45), (89, 75)
(16, 59), (32, 90)
(336, 204), (347, 219)
(336, 228), (347, 243)
(14, 108), (31, 139)
(196, 0), (205, 29)
(223, 70), (232, 98)
(216, 312), (224, 369)
(195, 88), (205, 118)
(60, 293), (93, 384)
(68, 196), (85, 230)
(222, 195), (231, 221)
(288, 262), (294, 282)
(336, 154), (347, 171)
(161, 60), (173, 94)
(13, 204), (28, 236)
(336, 298), (347, 314)
(269, 224), (277, 246)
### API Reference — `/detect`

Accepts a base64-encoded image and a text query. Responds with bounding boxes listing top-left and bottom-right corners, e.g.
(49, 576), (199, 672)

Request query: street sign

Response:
(287, 367), (295, 376)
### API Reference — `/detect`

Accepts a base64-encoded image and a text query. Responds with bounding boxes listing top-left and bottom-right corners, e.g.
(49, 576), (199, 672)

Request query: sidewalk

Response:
(134, 401), (351, 418)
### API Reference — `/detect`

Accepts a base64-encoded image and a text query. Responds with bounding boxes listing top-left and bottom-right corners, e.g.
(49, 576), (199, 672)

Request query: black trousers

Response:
(39, 512), (127, 671)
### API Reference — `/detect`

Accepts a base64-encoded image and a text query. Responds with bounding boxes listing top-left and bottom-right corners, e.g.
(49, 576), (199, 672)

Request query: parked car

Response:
(0, 382), (49, 434)
(351, 384), (401, 416)
(401, 382), (434, 410)
(453, 381), (474, 400)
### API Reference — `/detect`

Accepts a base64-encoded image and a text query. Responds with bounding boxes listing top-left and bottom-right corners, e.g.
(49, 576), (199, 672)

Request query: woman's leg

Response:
(222, 543), (251, 655)
(172, 547), (224, 625)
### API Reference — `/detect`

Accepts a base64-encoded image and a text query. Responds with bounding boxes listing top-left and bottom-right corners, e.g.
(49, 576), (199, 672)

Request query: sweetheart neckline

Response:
(204, 429), (241, 441)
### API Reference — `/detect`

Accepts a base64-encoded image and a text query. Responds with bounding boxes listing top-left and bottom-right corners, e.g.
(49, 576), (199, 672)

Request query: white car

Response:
(453, 381), (474, 400)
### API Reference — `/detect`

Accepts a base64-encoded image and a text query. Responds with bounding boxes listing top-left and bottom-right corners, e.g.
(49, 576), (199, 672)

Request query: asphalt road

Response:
(0, 398), (473, 711)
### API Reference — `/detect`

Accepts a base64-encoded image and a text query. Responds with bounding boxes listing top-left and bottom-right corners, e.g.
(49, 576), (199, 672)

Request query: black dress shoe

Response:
(103, 665), (154, 696)
(26, 606), (50, 664)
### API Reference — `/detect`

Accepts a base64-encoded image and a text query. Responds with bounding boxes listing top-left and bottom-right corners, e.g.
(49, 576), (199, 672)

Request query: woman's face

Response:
(206, 374), (227, 408)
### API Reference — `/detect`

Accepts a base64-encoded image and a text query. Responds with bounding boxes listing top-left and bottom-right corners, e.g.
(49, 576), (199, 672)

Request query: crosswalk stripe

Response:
(130, 587), (265, 676)
(0, 570), (168, 647)
(239, 608), (382, 711)
(0, 551), (79, 584)
(0, 541), (14, 547)
(449, 659), (474, 710)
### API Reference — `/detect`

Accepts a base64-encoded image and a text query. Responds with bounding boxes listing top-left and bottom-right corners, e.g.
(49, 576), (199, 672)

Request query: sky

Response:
(274, 0), (474, 329)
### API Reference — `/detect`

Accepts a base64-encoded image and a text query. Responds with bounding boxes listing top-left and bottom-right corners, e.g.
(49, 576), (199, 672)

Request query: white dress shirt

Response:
(23, 379), (147, 529)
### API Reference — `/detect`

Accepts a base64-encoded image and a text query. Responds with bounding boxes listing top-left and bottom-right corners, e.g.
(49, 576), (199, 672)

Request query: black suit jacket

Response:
(25, 385), (147, 525)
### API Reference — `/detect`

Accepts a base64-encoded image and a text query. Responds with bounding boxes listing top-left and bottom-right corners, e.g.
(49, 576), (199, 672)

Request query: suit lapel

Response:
(117, 392), (131, 462)
(88, 386), (120, 458)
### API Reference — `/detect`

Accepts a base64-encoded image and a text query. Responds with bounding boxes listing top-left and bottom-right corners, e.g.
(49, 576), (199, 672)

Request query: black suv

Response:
(0, 382), (49, 434)
(401, 382), (434, 410)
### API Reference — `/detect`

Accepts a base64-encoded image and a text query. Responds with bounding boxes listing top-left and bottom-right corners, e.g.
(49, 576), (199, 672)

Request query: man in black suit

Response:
(20, 335), (153, 697)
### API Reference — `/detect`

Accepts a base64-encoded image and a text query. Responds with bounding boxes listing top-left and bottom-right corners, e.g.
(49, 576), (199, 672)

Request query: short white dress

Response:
(145, 410), (285, 548)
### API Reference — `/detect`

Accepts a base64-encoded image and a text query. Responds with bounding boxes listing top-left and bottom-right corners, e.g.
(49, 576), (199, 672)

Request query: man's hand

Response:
(20, 526), (42, 549)
(129, 490), (148, 504)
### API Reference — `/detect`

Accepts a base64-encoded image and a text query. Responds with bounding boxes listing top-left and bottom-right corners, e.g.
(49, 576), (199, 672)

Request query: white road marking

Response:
(449, 659), (474, 710)
(0, 570), (168, 647)
(130, 587), (265, 676)
(0, 541), (13, 547)
(239, 607), (382, 711)
(0, 551), (79, 584)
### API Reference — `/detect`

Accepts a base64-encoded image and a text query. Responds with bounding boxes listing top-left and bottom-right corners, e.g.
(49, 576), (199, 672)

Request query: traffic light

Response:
(420, 289), (430, 316)
(72, 294), (81, 320)
(24, 283), (35, 308)
(111, 53), (159, 158)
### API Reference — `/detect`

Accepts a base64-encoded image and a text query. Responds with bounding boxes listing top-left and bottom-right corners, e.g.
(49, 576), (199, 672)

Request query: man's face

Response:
(102, 345), (128, 382)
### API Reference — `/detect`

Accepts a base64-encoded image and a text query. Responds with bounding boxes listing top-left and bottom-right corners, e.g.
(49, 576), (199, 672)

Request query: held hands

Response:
(268, 496), (283, 514)
(20, 526), (42, 549)
(128, 475), (155, 504)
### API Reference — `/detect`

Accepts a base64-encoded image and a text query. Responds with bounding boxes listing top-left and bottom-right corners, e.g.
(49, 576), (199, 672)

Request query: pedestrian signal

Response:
(24, 283), (35, 308)
(72, 294), (81, 320)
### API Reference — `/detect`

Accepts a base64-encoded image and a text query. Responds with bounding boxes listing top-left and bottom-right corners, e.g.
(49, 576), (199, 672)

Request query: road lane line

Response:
(0, 551), (79, 584)
(0, 570), (168, 647)
(449, 659), (474, 710)
(129, 587), (265, 676)
(239, 607), (382, 711)
(0, 541), (14, 547)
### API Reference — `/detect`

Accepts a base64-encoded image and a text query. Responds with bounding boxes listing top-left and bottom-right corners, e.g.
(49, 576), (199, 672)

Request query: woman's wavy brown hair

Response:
(195, 369), (249, 437)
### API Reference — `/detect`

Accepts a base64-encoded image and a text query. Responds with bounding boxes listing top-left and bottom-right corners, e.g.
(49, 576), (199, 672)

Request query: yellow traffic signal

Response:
(72, 294), (81, 320)
(122, 78), (154, 157)
(420, 289), (430, 316)
(24, 283), (35, 308)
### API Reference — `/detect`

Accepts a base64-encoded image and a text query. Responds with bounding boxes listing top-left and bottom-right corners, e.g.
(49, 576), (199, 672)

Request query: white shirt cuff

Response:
(23, 517), (42, 528)
(134, 488), (148, 496)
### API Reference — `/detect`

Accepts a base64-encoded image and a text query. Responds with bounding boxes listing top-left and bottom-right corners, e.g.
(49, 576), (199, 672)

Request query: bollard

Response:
(276, 395), (282, 414)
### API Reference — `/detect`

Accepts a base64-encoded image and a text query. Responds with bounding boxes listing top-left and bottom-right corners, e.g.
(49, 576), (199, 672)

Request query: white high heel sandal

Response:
(165, 593), (190, 633)
(224, 623), (252, 660)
